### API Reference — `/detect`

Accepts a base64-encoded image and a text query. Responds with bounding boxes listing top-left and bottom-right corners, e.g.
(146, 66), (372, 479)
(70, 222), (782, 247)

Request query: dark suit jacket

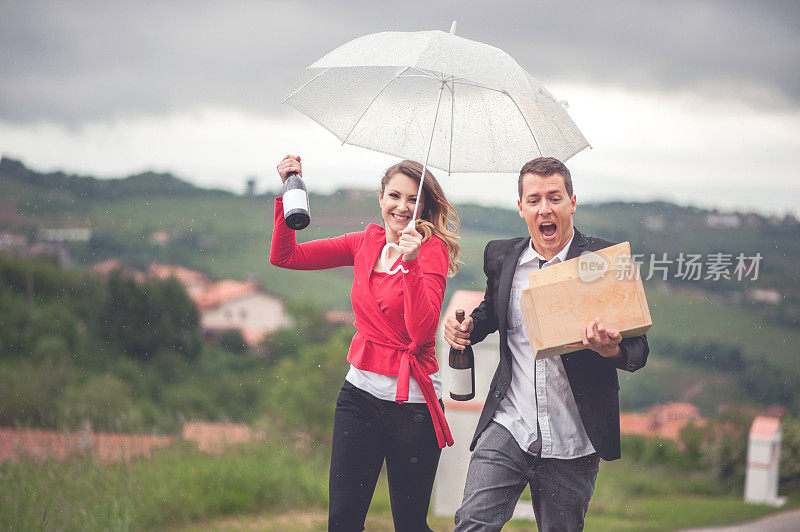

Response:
(468, 228), (649, 461)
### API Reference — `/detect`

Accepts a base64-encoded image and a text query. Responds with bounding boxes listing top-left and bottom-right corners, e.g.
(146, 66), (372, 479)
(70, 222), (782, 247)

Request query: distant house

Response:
(27, 241), (71, 267)
(748, 288), (782, 305)
(91, 259), (146, 283)
(39, 228), (92, 242)
(619, 402), (705, 441)
(0, 231), (28, 251)
(90, 259), (289, 345)
(148, 229), (171, 245)
(706, 214), (741, 229)
(743, 213), (764, 226)
(643, 215), (666, 232)
(148, 261), (210, 300)
(325, 309), (355, 325)
(148, 262), (288, 346)
(196, 280), (290, 345)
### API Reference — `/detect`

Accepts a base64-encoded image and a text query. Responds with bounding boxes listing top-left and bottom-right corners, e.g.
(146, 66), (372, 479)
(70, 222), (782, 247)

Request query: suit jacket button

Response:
(494, 391), (501, 398)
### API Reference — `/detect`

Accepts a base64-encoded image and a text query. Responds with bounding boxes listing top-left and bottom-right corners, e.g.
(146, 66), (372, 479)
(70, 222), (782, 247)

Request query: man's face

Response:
(517, 172), (577, 260)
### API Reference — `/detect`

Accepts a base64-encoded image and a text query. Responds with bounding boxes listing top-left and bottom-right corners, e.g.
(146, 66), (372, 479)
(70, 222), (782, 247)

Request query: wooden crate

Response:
(519, 242), (652, 360)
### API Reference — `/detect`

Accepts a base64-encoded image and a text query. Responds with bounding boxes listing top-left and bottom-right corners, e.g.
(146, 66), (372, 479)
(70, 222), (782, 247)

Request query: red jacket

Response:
(270, 197), (453, 447)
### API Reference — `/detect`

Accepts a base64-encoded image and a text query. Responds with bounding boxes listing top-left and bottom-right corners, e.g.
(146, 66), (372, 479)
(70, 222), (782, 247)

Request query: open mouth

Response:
(391, 213), (410, 222)
(539, 222), (557, 238)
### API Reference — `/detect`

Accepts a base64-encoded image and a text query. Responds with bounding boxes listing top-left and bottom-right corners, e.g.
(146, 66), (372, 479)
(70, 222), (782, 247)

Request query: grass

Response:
(644, 286), (800, 374)
(169, 457), (795, 532)
(0, 441), (328, 531)
(3, 438), (792, 532)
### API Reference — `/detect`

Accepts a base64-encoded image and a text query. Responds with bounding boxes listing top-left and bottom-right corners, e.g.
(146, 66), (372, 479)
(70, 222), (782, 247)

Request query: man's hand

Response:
(444, 314), (474, 350)
(580, 317), (622, 358)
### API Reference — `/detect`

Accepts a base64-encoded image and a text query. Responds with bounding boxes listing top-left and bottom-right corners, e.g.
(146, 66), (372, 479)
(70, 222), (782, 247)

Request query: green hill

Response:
(1, 156), (799, 415)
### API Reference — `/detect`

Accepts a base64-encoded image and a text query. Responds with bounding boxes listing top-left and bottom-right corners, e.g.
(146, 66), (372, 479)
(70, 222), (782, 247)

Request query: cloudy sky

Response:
(1, 0), (799, 215)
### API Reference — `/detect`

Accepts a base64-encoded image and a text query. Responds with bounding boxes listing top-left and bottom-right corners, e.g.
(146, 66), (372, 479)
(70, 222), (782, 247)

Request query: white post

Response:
(744, 416), (786, 506)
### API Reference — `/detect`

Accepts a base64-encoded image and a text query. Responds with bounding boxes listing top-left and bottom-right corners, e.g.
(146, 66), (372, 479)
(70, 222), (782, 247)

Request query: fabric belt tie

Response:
(395, 341), (454, 449)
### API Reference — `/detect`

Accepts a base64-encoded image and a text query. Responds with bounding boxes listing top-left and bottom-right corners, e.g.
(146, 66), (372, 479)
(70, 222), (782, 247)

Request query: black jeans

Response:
(328, 381), (442, 532)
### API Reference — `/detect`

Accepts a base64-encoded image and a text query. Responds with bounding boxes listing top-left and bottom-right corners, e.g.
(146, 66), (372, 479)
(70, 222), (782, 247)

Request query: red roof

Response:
(750, 416), (780, 439)
(620, 402), (705, 441)
(193, 280), (258, 311)
(91, 259), (146, 282)
(148, 261), (209, 287)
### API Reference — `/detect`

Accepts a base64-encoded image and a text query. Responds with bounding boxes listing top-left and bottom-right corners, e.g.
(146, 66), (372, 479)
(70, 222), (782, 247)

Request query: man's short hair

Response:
(518, 157), (573, 198)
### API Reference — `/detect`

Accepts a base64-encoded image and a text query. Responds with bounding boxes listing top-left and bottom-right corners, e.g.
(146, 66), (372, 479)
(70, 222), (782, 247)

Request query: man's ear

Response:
(518, 199), (524, 218)
(570, 195), (577, 214)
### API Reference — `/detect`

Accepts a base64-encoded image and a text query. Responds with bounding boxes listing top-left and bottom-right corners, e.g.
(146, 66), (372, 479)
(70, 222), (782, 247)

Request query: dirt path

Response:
(681, 508), (800, 532)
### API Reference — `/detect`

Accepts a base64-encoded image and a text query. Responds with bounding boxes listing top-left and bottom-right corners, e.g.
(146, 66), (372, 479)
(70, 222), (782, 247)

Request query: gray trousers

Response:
(454, 421), (600, 532)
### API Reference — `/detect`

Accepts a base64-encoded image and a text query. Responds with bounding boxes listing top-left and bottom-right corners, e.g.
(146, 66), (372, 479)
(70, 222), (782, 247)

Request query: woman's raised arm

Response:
(269, 196), (358, 270)
(401, 236), (448, 344)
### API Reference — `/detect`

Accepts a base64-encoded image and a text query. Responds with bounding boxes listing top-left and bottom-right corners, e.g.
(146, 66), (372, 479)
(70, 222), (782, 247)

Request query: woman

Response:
(271, 154), (460, 532)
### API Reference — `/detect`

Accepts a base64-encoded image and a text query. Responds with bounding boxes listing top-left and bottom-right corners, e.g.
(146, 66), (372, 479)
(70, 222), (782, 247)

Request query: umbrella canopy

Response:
(284, 27), (589, 174)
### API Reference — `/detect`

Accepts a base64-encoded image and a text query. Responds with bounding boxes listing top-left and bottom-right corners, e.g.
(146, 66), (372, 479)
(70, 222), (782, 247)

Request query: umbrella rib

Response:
(341, 66), (411, 145)
(282, 68), (332, 104)
(450, 79), (505, 93)
(504, 92), (543, 157)
(448, 81), (454, 175)
(405, 67), (442, 80)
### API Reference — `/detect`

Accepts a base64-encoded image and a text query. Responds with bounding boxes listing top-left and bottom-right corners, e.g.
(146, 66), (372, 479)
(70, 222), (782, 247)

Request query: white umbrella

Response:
(284, 22), (589, 272)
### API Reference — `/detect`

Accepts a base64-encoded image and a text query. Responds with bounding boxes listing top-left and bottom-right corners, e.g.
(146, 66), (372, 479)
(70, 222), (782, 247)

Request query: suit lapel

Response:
(565, 228), (587, 261)
(497, 238), (530, 332)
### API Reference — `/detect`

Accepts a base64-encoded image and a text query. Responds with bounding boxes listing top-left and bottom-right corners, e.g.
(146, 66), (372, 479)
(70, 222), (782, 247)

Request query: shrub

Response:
(0, 358), (74, 427)
(58, 374), (143, 432)
(218, 329), (248, 354)
(780, 418), (800, 493)
(264, 327), (352, 441)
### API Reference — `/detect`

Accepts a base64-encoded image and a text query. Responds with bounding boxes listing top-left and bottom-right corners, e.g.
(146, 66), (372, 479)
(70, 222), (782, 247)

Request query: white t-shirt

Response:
(346, 366), (443, 403)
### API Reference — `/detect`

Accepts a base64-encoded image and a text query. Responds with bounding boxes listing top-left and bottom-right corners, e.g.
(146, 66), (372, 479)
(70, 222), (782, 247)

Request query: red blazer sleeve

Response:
(269, 197), (358, 269)
(401, 236), (449, 345)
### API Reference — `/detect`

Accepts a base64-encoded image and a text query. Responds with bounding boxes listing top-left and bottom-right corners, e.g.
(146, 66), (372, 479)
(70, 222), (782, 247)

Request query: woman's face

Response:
(379, 172), (424, 242)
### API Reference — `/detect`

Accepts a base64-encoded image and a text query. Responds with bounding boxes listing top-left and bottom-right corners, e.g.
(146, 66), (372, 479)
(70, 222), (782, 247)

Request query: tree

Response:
(102, 273), (201, 360)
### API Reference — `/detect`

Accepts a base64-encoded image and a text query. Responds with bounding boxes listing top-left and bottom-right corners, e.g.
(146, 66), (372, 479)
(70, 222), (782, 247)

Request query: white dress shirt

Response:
(492, 231), (596, 458)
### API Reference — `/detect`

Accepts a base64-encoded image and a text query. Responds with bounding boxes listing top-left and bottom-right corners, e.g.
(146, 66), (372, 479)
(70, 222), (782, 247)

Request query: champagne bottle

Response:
(449, 309), (475, 401)
(282, 171), (310, 230)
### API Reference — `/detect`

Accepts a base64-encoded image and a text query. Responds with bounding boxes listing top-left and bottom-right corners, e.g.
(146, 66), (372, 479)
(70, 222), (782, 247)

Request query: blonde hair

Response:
(380, 161), (461, 276)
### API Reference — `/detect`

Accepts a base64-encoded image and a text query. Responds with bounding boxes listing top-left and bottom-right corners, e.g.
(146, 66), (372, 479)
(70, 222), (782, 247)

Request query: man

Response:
(444, 157), (649, 531)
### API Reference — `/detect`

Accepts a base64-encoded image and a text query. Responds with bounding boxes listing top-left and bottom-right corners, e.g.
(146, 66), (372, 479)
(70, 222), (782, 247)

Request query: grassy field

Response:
(1, 439), (795, 532)
(175, 457), (796, 532)
(614, 284), (800, 409)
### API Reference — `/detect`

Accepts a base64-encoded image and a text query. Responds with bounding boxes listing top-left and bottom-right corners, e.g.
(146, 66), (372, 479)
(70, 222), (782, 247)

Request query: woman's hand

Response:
(276, 155), (302, 182)
(398, 223), (423, 262)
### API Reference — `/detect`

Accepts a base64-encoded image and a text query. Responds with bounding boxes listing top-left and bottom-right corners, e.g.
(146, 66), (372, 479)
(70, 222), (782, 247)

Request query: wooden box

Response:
(519, 242), (652, 360)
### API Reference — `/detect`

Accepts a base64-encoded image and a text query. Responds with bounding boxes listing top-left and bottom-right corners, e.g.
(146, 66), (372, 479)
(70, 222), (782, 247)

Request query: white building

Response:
(40, 228), (92, 242)
(148, 262), (289, 346)
(198, 281), (290, 345)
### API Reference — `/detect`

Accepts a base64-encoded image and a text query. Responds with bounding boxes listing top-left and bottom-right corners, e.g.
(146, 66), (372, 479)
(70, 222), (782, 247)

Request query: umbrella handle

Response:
(381, 242), (408, 275)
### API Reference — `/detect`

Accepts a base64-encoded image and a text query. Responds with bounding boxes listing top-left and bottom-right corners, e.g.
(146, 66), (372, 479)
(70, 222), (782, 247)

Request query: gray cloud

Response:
(1, 0), (798, 124)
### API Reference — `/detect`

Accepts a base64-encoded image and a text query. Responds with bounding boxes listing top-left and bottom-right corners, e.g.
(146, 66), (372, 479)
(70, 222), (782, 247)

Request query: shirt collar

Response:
(518, 229), (575, 266)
